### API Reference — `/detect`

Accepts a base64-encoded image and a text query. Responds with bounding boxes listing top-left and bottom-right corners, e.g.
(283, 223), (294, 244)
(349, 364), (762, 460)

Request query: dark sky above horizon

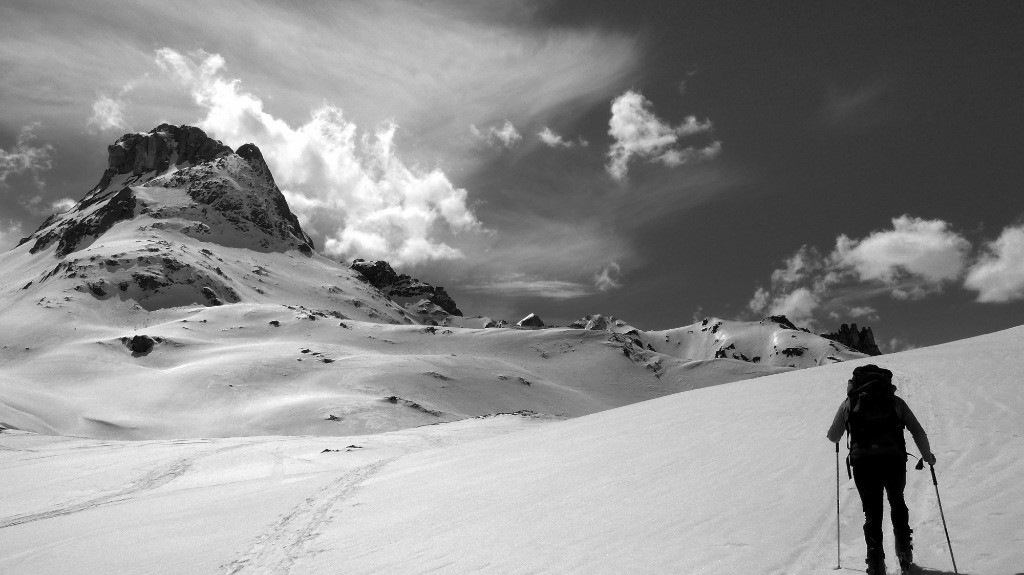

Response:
(2, 1), (1023, 350)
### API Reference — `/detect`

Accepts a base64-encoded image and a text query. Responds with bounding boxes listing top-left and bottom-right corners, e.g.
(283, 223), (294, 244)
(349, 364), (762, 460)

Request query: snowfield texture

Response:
(2, 326), (1021, 574)
(3, 125), (1016, 573)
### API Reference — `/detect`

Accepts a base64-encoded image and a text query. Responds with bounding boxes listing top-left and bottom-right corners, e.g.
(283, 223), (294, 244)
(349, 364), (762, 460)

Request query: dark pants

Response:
(852, 454), (910, 549)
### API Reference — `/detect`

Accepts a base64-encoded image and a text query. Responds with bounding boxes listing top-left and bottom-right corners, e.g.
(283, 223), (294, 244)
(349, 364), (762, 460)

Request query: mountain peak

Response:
(105, 124), (232, 178)
(20, 124), (312, 257)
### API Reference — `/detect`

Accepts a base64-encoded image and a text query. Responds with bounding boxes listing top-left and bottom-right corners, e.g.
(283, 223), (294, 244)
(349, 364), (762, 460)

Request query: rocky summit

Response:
(21, 124), (313, 257)
(3, 124), (414, 320)
(821, 323), (882, 356)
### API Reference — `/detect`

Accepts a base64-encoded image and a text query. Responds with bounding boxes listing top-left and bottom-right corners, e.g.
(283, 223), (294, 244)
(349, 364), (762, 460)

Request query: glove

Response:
(924, 452), (936, 466)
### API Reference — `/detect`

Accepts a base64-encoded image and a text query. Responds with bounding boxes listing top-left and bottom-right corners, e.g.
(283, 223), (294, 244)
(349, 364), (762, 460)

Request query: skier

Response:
(827, 364), (936, 575)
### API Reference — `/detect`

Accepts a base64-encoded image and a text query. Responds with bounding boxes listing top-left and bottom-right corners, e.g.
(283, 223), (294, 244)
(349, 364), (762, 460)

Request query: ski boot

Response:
(865, 546), (886, 575)
(895, 529), (914, 574)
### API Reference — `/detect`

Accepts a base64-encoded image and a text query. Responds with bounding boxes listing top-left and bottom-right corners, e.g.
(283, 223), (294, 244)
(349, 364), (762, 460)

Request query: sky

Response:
(2, 0), (1023, 350)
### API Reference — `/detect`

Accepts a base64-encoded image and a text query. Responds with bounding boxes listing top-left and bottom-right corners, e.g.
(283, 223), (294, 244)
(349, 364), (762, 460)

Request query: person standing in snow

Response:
(827, 364), (936, 575)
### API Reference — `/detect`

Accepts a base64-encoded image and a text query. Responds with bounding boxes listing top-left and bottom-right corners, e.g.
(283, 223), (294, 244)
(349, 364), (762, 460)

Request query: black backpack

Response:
(846, 365), (906, 462)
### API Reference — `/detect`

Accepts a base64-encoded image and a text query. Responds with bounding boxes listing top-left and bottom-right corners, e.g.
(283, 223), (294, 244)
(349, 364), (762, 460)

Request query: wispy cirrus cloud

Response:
(87, 80), (144, 132)
(606, 90), (720, 181)
(471, 120), (522, 149)
(0, 124), (53, 189)
(594, 262), (622, 292)
(461, 275), (592, 300)
(538, 127), (588, 149)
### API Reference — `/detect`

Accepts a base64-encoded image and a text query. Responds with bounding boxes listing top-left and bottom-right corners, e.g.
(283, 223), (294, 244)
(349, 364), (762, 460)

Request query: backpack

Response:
(846, 365), (906, 462)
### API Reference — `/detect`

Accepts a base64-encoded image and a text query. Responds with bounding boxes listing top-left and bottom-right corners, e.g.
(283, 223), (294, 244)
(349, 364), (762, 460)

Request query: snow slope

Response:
(2, 324), (1021, 574)
(0, 125), (866, 439)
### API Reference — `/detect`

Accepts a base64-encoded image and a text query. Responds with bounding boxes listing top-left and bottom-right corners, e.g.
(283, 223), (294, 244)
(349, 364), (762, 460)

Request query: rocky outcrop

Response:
(517, 313), (544, 328)
(762, 315), (800, 331)
(22, 124), (314, 257)
(821, 323), (882, 356)
(29, 187), (137, 256)
(568, 314), (609, 331)
(163, 148), (312, 250)
(106, 124), (233, 178)
(350, 259), (462, 316)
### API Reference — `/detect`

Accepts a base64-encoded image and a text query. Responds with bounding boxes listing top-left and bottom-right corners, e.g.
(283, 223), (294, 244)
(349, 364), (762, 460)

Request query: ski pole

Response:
(834, 442), (841, 570)
(929, 464), (958, 574)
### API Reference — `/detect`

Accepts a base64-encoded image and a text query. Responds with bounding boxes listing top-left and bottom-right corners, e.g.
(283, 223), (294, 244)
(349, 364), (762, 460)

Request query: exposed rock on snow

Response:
(122, 334), (157, 354)
(21, 124), (313, 257)
(105, 123), (232, 178)
(517, 313), (545, 328)
(350, 259), (463, 316)
(821, 323), (882, 356)
(568, 314), (609, 331)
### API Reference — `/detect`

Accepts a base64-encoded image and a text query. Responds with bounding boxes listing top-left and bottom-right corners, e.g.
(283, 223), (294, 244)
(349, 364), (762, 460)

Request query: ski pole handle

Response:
(930, 463), (938, 486)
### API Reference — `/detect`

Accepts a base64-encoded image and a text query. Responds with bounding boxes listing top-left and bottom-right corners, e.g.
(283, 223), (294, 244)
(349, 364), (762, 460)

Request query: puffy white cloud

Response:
(538, 127), (587, 149)
(747, 216), (972, 327)
(606, 90), (719, 181)
(594, 262), (622, 291)
(833, 215), (971, 289)
(471, 120), (522, 149)
(769, 287), (820, 324)
(964, 223), (1024, 302)
(749, 285), (819, 326)
(771, 245), (824, 286)
(0, 124), (53, 189)
(748, 287), (771, 314)
(156, 48), (484, 266)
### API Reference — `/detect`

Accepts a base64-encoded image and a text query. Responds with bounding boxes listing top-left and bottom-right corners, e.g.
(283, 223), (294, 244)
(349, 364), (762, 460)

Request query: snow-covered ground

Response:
(2, 324), (1021, 574)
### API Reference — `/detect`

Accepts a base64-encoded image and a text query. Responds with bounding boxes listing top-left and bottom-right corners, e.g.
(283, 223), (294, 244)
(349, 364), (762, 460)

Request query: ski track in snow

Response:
(222, 458), (393, 575)
(0, 443), (242, 529)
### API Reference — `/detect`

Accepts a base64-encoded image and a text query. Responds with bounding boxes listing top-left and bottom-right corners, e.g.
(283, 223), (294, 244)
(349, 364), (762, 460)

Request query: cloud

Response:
(538, 127), (587, 149)
(594, 262), (622, 291)
(848, 305), (879, 319)
(964, 223), (1024, 302)
(833, 216), (971, 288)
(51, 197), (76, 213)
(770, 287), (820, 325)
(87, 95), (129, 132)
(747, 215), (972, 328)
(606, 90), (720, 181)
(0, 124), (53, 189)
(86, 79), (143, 133)
(770, 245), (825, 286)
(155, 48), (485, 266)
(462, 276), (591, 300)
(749, 285), (820, 327)
(471, 120), (522, 149)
